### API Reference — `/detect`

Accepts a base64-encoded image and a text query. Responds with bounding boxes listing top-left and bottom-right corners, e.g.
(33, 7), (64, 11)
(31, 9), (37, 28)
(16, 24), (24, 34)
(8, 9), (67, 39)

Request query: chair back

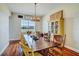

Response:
(53, 35), (65, 47)
(19, 33), (34, 56)
(48, 35), (66, 56)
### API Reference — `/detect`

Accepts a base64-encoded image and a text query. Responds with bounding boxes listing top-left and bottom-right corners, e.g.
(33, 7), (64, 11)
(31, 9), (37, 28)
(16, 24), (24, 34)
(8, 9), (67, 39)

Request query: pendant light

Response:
(35, 3), (36, 20)
(34, 3), (36, 33)
(32, 3), (40, 21)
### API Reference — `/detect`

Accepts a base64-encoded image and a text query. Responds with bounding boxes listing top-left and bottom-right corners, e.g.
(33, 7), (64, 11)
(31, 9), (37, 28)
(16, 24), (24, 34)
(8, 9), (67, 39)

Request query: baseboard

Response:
(0, 42), (9, 55)
(9, 39), (20, 44)
(9, 38), (20, 40)
(9, 38), (20, 41)
(65, 45), (79, 53)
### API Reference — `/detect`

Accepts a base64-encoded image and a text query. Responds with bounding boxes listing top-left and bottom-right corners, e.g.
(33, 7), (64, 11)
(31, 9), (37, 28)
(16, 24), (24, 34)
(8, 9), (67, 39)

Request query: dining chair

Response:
(49, 35), (66, 56)
(18, 33), (42, 56)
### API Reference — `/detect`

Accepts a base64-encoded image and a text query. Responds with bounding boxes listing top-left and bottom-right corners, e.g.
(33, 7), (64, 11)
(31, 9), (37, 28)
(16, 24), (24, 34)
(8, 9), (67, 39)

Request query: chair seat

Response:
(49, 47), (63, 55)
(53, 47), (62, 54)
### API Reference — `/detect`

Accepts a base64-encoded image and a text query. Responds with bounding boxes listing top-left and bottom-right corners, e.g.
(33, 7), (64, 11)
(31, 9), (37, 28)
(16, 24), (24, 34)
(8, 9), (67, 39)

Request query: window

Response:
(21, 19), (35, 32)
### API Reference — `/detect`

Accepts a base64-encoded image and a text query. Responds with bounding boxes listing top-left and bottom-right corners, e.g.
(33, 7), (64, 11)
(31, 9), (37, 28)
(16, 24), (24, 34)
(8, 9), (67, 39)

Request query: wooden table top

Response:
(24, 35), (53, 51)
(33, 37), (53, 51)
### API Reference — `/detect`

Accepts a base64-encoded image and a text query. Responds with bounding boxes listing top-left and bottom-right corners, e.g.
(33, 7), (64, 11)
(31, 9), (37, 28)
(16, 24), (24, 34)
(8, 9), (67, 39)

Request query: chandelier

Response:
(32, 3), (40, 21)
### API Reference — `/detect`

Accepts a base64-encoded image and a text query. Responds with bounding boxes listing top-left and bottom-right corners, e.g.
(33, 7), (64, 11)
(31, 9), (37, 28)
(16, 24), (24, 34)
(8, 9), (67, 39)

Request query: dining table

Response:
(23, 34), (53, 52)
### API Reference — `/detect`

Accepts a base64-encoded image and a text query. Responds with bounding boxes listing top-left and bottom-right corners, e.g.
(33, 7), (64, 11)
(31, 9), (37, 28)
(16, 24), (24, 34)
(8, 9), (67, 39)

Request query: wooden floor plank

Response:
(1, 40), (79, 56)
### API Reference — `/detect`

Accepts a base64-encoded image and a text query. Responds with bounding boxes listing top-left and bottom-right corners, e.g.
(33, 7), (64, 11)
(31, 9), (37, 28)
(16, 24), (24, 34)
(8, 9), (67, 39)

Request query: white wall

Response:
(42, 15), (49, 33)
(9, 13), (42, 40)
(42, 4), (79, 52)
(0, 4), (10, 55)
(9, 13), (21, 40)
(73, 17), (79, 50)
(35, 21), (42, 32)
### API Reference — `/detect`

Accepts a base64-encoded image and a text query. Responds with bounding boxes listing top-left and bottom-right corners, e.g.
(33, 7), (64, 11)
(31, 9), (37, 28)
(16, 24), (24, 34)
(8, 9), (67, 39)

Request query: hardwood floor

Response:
(63, 47), (79, 56)
(1, 42), (18, 56)
(1, 40), (79, 56)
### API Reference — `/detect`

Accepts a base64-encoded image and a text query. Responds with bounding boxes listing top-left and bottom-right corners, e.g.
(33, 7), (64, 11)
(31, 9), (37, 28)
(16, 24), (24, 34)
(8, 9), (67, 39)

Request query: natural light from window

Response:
(21, 19), (35, 33)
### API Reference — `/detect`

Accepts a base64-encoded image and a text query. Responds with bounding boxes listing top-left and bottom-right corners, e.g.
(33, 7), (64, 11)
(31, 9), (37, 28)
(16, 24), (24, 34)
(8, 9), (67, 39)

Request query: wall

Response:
(0, 4), (10, 55)
(73, 17), (79, 51)
(9, 13), (42, 40)
(42, 4), (79, 52)
(35, 20), (42, 32)
(42, 14), (49, 33)
(9, 13), (21, 40)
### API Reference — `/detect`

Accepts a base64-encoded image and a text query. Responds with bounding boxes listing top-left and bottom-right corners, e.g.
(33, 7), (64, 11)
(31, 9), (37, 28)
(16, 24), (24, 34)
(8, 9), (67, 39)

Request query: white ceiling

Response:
(7, 3), (79, 17)
(7, 3), (62, 16)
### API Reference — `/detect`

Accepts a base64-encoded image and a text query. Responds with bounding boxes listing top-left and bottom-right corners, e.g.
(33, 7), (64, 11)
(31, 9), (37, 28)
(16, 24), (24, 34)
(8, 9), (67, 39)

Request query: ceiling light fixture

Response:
(32, 3), (40, 21)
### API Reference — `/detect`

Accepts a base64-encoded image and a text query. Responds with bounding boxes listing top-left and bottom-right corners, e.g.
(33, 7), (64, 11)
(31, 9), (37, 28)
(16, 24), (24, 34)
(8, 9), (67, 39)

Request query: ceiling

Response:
(7, 3), (79, 18)
(7, 3), (62, 17)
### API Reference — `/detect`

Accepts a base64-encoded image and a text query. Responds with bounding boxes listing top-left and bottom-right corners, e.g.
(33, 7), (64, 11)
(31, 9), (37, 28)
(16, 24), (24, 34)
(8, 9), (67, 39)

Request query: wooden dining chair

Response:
(49, 35), (66, 56)
(18, 33), (42, 56)
(19, 33), (34, 56)
(20, 39), (42, 56)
